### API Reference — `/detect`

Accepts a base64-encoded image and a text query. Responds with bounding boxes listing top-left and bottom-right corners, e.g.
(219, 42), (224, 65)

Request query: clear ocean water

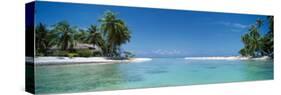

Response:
(35, 58), (273, 94)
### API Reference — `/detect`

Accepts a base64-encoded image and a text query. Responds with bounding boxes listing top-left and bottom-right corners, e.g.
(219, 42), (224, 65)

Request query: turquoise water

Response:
(35, 58), (273, 94)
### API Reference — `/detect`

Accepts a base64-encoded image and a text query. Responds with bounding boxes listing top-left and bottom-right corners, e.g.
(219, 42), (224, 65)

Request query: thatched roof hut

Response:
(49, 43), (100, 51)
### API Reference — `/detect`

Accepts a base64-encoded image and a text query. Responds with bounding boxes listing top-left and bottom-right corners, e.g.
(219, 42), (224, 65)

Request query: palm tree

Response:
(240, 17), (274, 58)
(74, 29), (88, 43)
(36, 23), (48, 55)
(99, 11), (131, 57)
(261, 16), (274, 58)
(249, 25), (262, 56)
(85, 25), (105, 56)
(240, 22), (262, 57)
(268, 16), (273, 34)
(52, 21), (76, 51)
(240, 34), (251, 56)
(36, 23), (57, 56)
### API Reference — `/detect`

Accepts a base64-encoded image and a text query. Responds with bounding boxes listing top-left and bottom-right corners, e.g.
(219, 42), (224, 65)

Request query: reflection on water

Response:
(35, 58), (273, 94)
(243, 60), (274, 80)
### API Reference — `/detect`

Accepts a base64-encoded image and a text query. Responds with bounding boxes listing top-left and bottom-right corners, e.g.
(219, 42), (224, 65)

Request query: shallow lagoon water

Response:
(35, 58), (273, 94)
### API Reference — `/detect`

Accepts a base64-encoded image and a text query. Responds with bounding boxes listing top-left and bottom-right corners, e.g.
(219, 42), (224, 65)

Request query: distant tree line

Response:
(35, 11), (133, 58)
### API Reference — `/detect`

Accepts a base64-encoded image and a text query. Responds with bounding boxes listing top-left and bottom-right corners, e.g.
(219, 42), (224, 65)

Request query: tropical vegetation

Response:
(99, 11), (131, 57)
(35, 11), (133, 58)
(239, 16), (273, 58)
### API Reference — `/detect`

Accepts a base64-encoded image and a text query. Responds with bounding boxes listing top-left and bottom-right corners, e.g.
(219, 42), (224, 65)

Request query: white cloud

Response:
(153, 49), (182, 55)
(218, 21), (249, 29)
(230, 29), (242, 32)
(233, 23), (248, 29)
(131, 49), (189, 57)
(216, 21), (250, 33)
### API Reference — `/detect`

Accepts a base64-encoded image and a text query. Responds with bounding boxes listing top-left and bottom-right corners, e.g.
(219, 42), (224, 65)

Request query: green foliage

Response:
(35, 10), (134, 58)
(240, 17), (273, 58)
(52, 21), (77, 51)
(51, 50), (69, 57)
(74, 29), (89, 43)
(36, 23), (57, 56)
(240, 25), (261, 57)
(76, 49), (93, 57)
(99, 11), (131, 57)
(92, 51), (103, 56)
(85, 25), (106, 56)
(36, 52), (44, 56)
(67, 53), (78, 58)
(124, 51), (135, 58)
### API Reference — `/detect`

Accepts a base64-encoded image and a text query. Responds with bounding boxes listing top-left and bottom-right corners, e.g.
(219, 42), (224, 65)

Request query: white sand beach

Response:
(184, 56), (271, 60)
(30, 57), (152, 65)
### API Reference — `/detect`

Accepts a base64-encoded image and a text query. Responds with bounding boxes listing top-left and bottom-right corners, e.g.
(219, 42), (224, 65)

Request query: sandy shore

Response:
(184, 56), (271, 60)
(28, 57), (152, 65)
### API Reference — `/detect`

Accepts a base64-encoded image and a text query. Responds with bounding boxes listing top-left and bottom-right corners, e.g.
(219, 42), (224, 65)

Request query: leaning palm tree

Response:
(249, 25), (262, 56)
(52, 21), (76, 51)
(240, 24), (262, 57)
(99, 11), (131, 57)
(239, 18), (274, 57)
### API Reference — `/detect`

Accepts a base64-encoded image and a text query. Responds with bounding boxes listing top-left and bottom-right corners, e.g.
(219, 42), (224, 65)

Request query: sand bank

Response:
(29, 57), (152, 65)
(184, 56), (271, 60)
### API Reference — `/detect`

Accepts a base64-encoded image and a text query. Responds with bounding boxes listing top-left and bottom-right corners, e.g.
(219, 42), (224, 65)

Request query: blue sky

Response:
(35, 1), (270, 57)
